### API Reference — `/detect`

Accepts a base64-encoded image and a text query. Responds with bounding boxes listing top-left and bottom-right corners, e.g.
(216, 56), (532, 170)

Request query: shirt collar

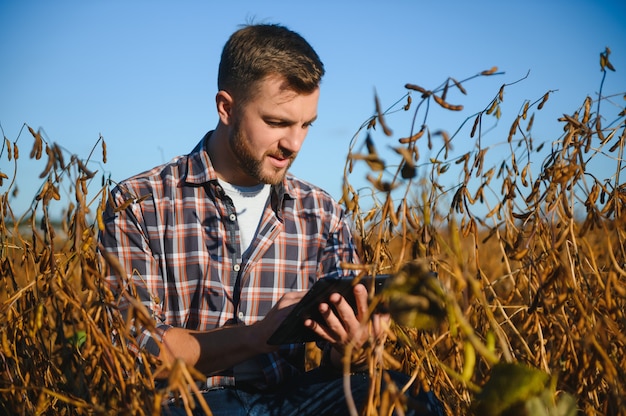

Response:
(184, 131), (220, 185)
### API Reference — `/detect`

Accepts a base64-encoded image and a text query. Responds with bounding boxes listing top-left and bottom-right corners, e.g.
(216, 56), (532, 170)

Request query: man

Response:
(100, 23), (442, 415)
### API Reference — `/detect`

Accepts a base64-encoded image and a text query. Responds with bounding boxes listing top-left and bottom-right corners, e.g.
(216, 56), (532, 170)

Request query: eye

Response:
(266, 120), (288, 127)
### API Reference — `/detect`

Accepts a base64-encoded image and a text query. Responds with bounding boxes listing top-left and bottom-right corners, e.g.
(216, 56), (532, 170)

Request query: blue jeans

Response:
(163, 368), (443, 416)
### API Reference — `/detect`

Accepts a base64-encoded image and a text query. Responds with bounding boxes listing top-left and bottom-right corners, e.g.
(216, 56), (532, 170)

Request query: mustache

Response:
(269, 148), (297, 160)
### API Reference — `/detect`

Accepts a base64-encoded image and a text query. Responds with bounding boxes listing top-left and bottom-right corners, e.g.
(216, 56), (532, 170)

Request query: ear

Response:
(216, 90), (235, 125)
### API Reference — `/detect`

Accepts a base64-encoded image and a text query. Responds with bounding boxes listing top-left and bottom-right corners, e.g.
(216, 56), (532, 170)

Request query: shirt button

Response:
(229, 213), (236, 221)
(238, 311), (245, 320)
(233, 264), (241, 272)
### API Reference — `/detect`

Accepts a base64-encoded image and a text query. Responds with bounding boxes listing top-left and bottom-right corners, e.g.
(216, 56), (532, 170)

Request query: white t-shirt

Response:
(217, 179), (271, 254)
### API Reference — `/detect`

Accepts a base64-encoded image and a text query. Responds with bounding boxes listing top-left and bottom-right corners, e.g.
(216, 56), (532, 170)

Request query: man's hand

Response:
(159, 290), (307, 377)
(304, 283), (389, 368)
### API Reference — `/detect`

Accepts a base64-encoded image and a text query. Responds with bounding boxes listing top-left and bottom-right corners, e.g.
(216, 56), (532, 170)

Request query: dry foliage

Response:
(0, 131), (210, 414)
(0, 47), (624, 415)
(342, 47), (625, 415)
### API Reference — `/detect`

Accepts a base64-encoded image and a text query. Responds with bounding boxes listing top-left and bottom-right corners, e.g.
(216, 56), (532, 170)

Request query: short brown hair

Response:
(218, 24), (325, 104)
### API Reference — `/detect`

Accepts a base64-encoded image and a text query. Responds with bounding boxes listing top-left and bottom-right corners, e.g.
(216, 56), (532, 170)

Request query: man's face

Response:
(227, 75), (320, 186)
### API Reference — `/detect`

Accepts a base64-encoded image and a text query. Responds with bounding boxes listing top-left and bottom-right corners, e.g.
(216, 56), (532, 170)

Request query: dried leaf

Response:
(102, 138), (107, 164)
(481, 66), (499, 76)
(28, 125), (43, 160)
(366, 174), (397, 192)
(398, 127), (425, 144)
(538, 92), (550, 110)
(433, 94), (463, 111)
(404, 83), (429, 96)
(375, 92), (393, 136)
(451, 77), (467, 95)
(471, 114), (480, 138)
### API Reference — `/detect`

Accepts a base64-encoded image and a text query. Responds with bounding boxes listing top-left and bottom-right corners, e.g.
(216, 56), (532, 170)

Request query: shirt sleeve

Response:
(318, 203), (361, 280)
(99, 183), (170, 357)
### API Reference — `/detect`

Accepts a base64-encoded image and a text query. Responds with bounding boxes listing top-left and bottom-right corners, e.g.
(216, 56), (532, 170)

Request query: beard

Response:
(229, 122), (296, 186)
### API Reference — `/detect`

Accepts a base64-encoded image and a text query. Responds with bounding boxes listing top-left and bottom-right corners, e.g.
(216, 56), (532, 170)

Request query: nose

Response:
(279, 126), (308, 154)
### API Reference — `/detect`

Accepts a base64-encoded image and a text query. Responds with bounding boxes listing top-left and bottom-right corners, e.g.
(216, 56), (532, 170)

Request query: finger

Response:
(303, 318), (335, 343)
(327, 292), (360, 329)
(328, 284), (368, 322)
(303, 303), (344, 343)
(328, 294), (373, 349)
(372, 313), (389, 332)
(319, 301), (354, 343)
(371, 314), (389, 341)
(353, 284), (369, 321)
(372, 314), (381, 336)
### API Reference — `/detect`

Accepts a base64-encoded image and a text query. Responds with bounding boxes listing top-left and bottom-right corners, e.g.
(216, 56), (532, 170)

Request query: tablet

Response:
(267, 275), (390, 345)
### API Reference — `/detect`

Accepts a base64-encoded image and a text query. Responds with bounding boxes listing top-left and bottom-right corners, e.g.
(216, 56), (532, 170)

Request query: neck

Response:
(206, 122), (227, 160)
(207, 123), (259, 187)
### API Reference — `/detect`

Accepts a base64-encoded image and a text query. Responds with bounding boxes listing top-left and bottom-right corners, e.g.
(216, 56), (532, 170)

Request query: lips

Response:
(267, 151), (295, 169)
(268, 154), (291, 169)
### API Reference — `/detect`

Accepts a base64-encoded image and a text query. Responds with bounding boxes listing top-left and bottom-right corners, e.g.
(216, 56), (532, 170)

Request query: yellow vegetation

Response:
(1, 48), (624, 415)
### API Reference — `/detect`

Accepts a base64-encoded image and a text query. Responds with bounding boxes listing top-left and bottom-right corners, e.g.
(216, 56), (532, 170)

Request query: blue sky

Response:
(1, 0), (625, 218)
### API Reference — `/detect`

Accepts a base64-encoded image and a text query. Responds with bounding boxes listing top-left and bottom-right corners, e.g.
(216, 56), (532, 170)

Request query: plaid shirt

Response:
(100, 132), (359, 389)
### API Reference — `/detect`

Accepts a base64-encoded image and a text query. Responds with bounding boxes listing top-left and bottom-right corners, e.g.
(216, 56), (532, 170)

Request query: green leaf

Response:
(472, 363), (550, 416)
(71, 330), (87, 348)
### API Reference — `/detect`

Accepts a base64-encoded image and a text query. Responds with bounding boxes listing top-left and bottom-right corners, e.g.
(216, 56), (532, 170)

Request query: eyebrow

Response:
(264, 114), (318, 126)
